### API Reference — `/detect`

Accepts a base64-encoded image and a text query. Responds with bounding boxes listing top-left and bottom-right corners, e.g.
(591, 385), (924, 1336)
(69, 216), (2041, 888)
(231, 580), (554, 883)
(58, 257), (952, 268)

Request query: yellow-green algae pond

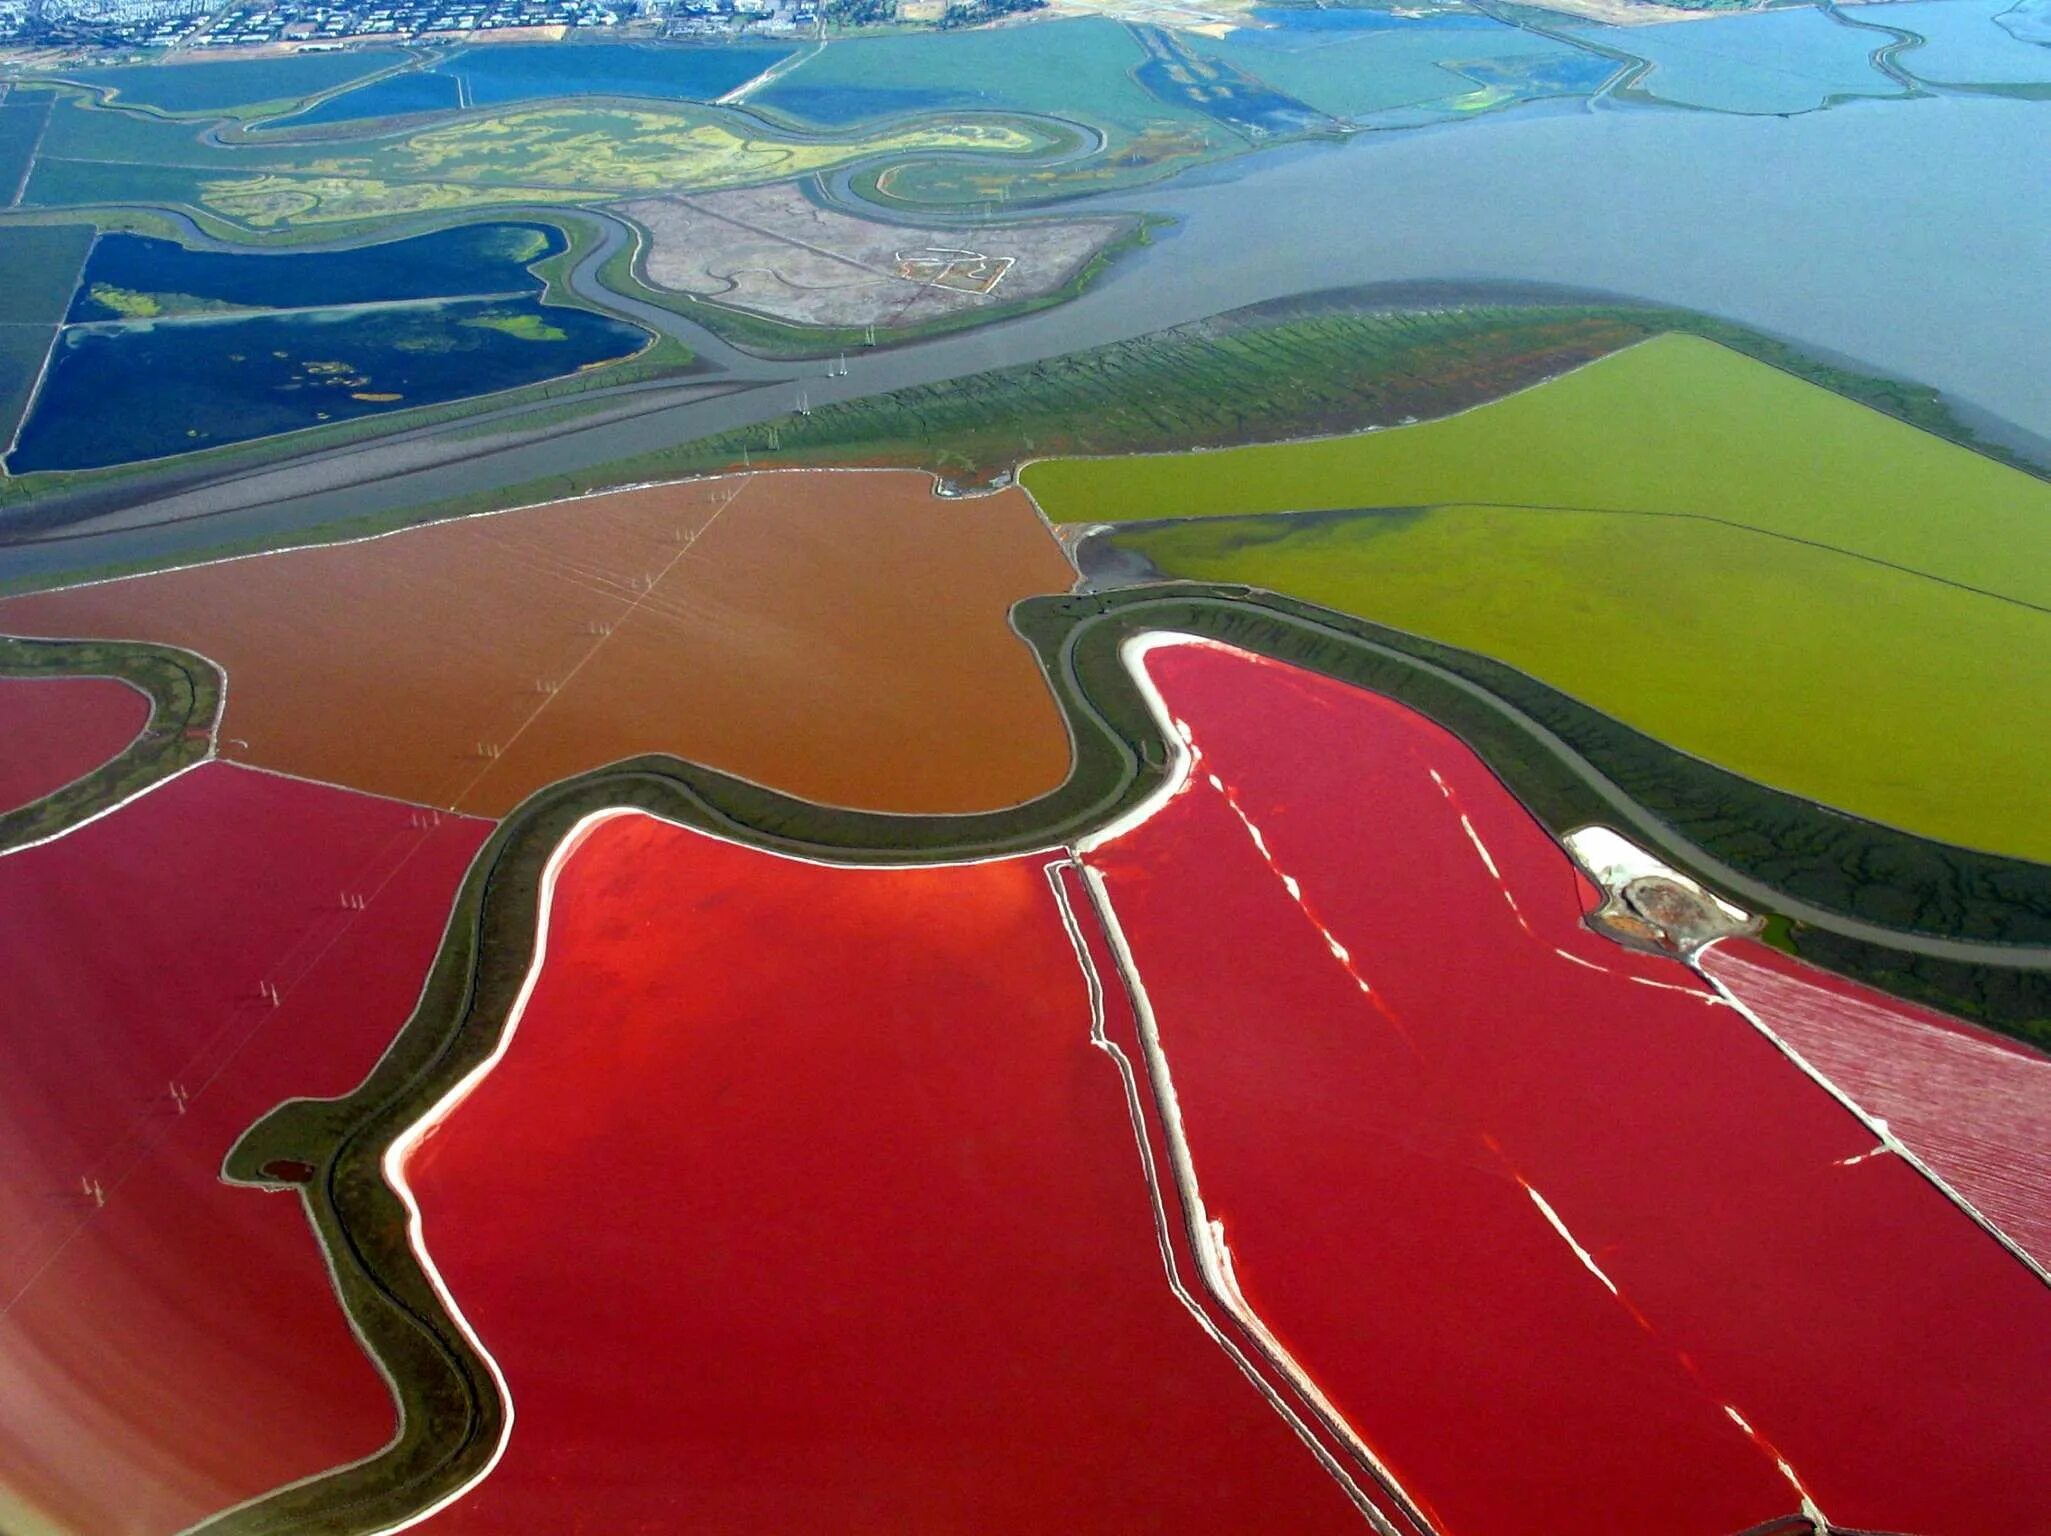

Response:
(1025, 335), (2051, 862)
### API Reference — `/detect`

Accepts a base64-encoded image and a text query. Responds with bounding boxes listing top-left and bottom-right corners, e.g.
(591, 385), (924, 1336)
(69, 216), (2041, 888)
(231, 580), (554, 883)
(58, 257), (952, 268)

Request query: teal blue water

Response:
(1580, 9), (1901, 114)
(755, 19), (1180, 132)
(1890, 0), (2051, 82)
(1193, 14), (1601, 121)
(2003, 0), (2051, 43)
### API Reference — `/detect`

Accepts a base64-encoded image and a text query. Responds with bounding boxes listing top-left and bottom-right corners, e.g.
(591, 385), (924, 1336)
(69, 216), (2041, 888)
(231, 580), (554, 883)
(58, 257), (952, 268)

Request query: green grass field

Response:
(1110, 506), (2051, 862)
(1047, 335), (2051, 860)
(1026, 333), (2051, 609)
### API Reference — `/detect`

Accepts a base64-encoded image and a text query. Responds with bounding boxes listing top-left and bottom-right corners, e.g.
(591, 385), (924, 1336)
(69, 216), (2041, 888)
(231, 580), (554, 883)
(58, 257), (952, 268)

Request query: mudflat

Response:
(622, 182), (1131, 331)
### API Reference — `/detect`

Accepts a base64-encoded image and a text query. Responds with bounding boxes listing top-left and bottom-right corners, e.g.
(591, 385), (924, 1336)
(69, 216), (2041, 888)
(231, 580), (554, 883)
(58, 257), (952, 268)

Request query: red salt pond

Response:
(1702, 938), (2051, 1276)
(0, 675), (151, 815)
(0, 762), (489, 1536)
(1079, 636), (2051, 1536)
(397, 812), (1373, 1534)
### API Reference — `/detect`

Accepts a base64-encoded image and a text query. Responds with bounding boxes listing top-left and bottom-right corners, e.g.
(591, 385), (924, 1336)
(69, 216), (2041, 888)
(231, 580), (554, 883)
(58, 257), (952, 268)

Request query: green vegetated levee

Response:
(189, 580), (2045, 1536)
(579, 290), (2025, 491)
(478, 300), (1669, 499)
(0, 633), (222, 851)
(1029, 332), (2051, 867)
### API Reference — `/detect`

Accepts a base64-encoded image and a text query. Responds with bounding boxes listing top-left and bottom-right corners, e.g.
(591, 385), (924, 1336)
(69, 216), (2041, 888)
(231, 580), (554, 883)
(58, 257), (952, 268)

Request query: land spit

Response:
(620, 182), (1132, 332)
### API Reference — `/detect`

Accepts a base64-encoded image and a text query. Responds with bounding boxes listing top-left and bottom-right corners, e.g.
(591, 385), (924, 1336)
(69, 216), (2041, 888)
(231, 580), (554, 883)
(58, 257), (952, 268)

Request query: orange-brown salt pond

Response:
(0, 471), (1076, 816)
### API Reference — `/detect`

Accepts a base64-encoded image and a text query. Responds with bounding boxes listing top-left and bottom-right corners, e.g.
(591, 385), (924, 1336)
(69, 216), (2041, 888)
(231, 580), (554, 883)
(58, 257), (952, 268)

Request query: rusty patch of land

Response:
(0, 469), (1076, 817)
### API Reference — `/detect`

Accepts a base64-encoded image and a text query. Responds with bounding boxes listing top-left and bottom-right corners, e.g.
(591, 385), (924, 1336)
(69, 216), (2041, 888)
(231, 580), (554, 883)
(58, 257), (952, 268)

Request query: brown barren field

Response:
(621, 183), (1131, 331)
(0, 471), (1076, 816)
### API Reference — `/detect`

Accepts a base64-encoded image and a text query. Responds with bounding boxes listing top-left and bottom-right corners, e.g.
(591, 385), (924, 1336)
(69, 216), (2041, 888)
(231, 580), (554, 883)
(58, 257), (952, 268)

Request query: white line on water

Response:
(1521, 1182), (1619, 1297)
(0, 756), (208, 860)
(1720, 1403), (1829, 1528)
(1626, 971), (1727, 1002)
(1041, 858), (1397, 1532)
(1071, 633), (1206, 854)
(1076, 860), (1428, 1536)
(1457, 813), (1500, 880)
(1066, 636), (1436, 1529)
(1552, 946), (1610, 974)
(439, 472), (756, 811)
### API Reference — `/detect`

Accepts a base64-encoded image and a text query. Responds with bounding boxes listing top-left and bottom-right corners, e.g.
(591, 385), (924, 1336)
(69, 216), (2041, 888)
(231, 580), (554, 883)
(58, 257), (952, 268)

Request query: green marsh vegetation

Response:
(1036, 334), (2051, 861)
(461, 310), (568, 342)
(659, 302), (1658, 480)
(82, 283), (254, 318)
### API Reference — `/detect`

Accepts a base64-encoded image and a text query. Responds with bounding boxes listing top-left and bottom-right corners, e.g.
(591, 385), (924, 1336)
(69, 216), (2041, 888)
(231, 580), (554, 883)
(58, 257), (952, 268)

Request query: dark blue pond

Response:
(257, 43), (791, 127)
(66, 223), (561, 322)
(752, 82), (979, 127)
(12, 296), (645, 472)
(454, 42), (793, 106)
(48, 50), (411, 113)
(274, 67), (465, 128)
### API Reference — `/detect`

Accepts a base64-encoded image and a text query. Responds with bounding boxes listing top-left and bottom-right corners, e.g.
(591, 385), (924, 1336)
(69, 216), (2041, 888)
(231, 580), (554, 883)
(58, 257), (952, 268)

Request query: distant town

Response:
(0, 0), (1054, 51)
